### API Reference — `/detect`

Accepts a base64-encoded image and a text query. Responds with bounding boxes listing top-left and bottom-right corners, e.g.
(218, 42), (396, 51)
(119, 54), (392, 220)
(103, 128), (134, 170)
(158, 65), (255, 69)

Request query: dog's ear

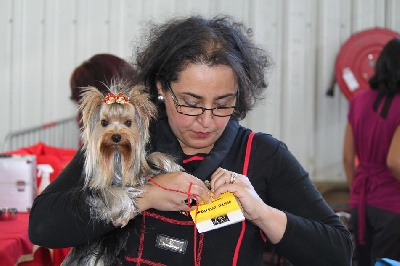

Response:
(128, 85), (157, 142)
(79, 86), (104, 144)
(129, 85), (157, 120)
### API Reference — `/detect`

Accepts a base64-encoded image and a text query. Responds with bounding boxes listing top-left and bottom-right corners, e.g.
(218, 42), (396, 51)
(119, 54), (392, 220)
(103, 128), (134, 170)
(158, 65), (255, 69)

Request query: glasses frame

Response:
(165, 82), (237, 117)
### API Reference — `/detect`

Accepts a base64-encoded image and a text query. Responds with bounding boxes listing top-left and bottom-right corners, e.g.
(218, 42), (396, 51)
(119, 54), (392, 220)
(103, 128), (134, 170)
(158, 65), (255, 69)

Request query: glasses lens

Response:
(212, 107), (235, 117)
(178, 106), (235, 117)
(178, 106), (204, 116)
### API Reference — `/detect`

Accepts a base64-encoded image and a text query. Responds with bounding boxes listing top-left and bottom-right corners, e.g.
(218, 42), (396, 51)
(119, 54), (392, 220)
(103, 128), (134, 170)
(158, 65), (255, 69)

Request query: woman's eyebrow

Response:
(182, 92), (202, 99)
(182, 91), (237, 100)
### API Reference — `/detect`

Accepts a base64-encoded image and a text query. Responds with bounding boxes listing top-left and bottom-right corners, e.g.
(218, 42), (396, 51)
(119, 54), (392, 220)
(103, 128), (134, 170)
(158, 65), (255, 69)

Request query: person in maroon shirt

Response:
(343, 37), (400, 266)
(29, 15), (353, 266)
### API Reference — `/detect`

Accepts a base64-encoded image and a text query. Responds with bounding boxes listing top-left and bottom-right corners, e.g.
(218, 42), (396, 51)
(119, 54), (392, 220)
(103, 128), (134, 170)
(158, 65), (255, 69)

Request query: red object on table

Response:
(0, 213), (70, 266)
(3, 142), (75, 265)
(0, 213), (34, 265)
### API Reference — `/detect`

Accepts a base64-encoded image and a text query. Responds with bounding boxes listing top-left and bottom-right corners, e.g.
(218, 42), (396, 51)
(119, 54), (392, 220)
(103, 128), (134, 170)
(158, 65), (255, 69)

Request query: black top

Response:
(28, 118), (353, 266)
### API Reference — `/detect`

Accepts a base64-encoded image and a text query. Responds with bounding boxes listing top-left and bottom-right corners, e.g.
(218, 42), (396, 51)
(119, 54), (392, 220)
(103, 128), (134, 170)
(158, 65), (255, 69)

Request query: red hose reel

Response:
(335, 28), (400, 100)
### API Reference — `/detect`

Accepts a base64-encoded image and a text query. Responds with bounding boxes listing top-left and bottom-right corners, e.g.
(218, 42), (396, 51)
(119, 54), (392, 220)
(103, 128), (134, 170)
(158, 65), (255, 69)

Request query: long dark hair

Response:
(133, 15), (272, 120)
(369, 37), (400, 118)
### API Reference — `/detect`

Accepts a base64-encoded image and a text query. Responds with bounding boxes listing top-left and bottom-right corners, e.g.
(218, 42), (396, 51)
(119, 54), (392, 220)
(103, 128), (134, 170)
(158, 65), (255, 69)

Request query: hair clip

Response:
(103, 92), (130, 104)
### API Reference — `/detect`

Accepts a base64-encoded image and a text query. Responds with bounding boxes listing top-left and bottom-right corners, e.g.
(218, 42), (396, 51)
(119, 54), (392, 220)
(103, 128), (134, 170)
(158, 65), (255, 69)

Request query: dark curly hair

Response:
(133, 15), (272, 120)
(369, 37), (400, 118)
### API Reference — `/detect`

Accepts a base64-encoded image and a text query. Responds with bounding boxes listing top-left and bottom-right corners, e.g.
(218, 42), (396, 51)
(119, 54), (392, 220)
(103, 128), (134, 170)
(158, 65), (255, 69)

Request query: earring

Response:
(157, 95), (164, 102)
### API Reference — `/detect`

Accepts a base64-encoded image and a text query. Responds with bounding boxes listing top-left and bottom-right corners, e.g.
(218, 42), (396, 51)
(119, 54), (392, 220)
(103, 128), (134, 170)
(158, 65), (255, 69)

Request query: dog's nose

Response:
(111, 134), (122, 143)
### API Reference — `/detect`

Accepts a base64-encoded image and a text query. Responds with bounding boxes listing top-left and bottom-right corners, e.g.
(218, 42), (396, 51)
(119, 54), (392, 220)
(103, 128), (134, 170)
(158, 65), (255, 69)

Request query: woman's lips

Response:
(194, 132), (210, 138)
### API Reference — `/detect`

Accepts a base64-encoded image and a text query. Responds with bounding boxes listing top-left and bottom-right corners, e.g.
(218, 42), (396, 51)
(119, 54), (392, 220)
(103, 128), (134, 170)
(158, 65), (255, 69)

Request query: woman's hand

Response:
(210, 167), (264, 220)
(137, 172), (211, 212)
(210, 167), (287, 244)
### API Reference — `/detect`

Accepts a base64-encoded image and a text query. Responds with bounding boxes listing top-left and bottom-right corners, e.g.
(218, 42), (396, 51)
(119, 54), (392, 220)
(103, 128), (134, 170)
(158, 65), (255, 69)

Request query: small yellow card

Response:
(190, 192), (245, 233)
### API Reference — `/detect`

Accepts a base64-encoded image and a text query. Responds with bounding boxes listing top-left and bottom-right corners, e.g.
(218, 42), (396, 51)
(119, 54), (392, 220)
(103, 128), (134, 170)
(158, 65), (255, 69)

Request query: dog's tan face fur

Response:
(94, 103), (139, 187)
(79, 84), (156, 190)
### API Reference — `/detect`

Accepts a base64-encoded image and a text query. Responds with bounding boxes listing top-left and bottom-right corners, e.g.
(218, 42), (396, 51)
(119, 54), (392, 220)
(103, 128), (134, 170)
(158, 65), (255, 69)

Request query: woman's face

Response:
(157, 64), (237, 155)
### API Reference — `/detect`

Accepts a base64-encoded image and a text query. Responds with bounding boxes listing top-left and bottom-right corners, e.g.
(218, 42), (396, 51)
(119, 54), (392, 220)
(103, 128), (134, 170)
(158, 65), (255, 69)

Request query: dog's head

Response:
(79, 82), (156, 189)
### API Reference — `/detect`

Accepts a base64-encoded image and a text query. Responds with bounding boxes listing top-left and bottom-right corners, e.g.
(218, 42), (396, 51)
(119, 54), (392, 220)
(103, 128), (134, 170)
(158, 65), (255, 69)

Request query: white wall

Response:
(1, 0), (399, 181)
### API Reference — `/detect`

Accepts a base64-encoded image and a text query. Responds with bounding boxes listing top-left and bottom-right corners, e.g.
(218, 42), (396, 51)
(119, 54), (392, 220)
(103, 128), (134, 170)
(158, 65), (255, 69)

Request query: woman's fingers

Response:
(146, 172), (211, 211)
(210, 167), (243, 193)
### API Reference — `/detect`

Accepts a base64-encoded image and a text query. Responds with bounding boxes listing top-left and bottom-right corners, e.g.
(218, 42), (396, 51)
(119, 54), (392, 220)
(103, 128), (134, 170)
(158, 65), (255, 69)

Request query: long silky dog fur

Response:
(62, 82), (181, 266)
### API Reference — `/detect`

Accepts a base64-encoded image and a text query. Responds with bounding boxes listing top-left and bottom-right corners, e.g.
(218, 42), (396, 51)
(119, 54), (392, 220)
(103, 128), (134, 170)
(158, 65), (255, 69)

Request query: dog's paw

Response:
(111, 211), (134, 227)
(88, 187), (140, 227)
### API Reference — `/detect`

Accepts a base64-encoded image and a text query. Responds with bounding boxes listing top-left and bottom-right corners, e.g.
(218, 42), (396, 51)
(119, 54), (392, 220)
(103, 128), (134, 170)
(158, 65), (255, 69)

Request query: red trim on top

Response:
(232, 131), (255, 265)
(243, 132), (255, 176)
(125, 256), (166, 266)
(260, 229), (267, 243)
(182, 156), (205, 164)
(143, 211), (195, 226)
(195, 233), (205, 266)
(232, 221), (247, 266)
(132, 213), (147, 265)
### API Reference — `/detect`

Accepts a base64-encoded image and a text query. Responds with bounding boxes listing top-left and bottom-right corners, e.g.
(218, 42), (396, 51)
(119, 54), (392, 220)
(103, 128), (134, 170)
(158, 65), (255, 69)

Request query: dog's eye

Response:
(125, 120), (132, 127)
(101, 120), (109, 127)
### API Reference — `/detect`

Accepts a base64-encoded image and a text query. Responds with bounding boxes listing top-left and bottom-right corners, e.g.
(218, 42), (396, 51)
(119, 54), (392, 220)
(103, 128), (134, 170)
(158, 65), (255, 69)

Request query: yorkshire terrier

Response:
(62, 82), (181, 266)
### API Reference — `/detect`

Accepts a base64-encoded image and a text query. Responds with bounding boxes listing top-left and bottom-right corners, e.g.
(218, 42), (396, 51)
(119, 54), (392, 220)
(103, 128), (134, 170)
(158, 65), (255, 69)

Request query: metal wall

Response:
(1, 0), (399, 181)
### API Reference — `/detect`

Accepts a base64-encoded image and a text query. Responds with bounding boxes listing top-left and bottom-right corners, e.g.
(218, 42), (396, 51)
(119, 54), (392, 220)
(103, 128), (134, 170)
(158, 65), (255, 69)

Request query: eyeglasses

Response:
(166, 83), (237, 117)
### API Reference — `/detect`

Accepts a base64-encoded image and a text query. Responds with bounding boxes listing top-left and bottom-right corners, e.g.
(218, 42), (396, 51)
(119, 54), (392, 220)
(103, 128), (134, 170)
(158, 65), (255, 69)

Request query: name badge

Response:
(189, 192), (245, 233)
(156, 234), (188, 254)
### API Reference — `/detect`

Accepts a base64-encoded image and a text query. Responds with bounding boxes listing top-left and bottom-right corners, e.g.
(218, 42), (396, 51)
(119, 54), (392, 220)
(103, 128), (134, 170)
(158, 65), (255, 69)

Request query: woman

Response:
(343, 37), (400, 266)
(29, 15), (352, 266)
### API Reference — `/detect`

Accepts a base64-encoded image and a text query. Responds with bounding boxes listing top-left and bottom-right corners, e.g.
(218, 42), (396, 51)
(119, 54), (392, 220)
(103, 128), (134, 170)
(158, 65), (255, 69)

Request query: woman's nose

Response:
(196, 109), (214, 127)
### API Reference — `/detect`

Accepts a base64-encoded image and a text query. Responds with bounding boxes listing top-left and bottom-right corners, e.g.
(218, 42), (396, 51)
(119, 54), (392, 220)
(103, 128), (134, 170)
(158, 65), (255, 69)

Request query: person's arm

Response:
(387, 125), (400, 181)
(343, 122), (356, 188)
(28, 149), (115, 248)
(29, 147), (210, 248)
(254, 136), (353, 266)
